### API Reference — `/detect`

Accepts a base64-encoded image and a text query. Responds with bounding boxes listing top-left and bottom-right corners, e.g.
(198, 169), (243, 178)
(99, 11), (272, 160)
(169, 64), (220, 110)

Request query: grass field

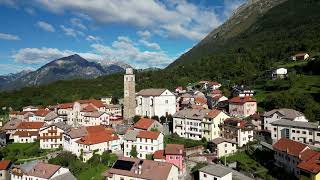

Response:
(77, 164), (108, 180)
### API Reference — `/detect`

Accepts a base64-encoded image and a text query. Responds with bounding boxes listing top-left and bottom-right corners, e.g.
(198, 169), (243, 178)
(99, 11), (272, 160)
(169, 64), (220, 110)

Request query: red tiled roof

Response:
(81, 104), (97, 112)
(78, 99), (105, 108)
(57, 103), (74, 109)
(191, 105), (205, 110)
(134, 118), (155, 130)
(9, 111), (33, 115)
(300, 149), (319, 161)
(272, 138), (308, 158)
(34, 109), (51, 117)
(0, 160), (11, 170)
(76, 131), (119, 145)
(229, 96), (256, 104)
(298, 153), (320, 174)
(165, 144), (184, 155)
(137, 131), (160, 140)
(205, 109), (221, 118)
(17, 122), (45, 129)
(195, 97), (207, 104)
(13, 131), (39, 137)
(153, 150), (165, 159)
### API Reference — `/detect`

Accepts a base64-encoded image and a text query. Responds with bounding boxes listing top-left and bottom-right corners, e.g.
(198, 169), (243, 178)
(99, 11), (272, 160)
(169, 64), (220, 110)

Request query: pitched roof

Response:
(124, 130), (139, 141)
(263, 108), (304, 120)
(173, 109), (211, 120)
(229, 96), (256, 104)
(76, 131), (118, 145)
(271, 119), (318, 129)
(205, 109), (222, 118)
(78, 99), (105, 108)
(83, 111), (106, 118)
(17, 122), (45, 129)
(153, 150), (165, 159)
(57, 103), (74, 109)
(211, 90), (222, 94)
(27, 162), (61, 179)
(165, 144), (184, 155)
(195, 97), (207, 104)
(0, 160), (11, 170)
(211, 137), (237, 145)
(272, 138), (308, 158)
(34, 109), (51, 117)
(137, 89), (166, 96)
(199, 164), (232, 177)
(81, 104), (97, 112)
(1, 119), (21, 131)
(104, 157), (174, 180)
(65, 125), (108, 139)
(13, 131), (39, 137)
(137, 131), (160, 140)
(134, 118), (155, 130)
(294, 52), (308, 57)
(298, 153), (320, 174)
(224, 118), (247, 128)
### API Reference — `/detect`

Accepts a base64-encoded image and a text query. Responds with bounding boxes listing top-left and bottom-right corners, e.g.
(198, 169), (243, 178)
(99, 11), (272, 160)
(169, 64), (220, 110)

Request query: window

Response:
(165, 100), (168, 104)
(317, 133), (320, 136)
(203, 174), (207, 177)
(309, 132), (313, 135)
(292, 130), (295, 133)
(225, 144), (227, 147)
(297, 130), (300, 133)
(225, 150), (227, 153)
(302, 131), (306, 134)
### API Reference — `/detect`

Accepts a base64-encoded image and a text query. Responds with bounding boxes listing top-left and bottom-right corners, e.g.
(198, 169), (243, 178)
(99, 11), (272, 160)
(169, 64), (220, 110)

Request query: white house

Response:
(12, 122), (45, 143)
(29, 109), (63, 124)
(263, 108), (308, 131)
(22, 106), (38, 112)
(101, 96), (113, 105)
(228, 96), (257, 118)
(222, 118), (254, 147)
(39, 122), (71, 149)
(0, 160), (11, 180)
(11, 162), (76, 180)
(136, 89), (176, 117)
(270, 119), (320, 147)
(124, 130), (164, 159)
(105, 104), (122, 116)
(80, 112), (110, 126)
(272, 68), (288, 79)
(199, 164), (232, 180)
(209, 138), (237, 158)
(133, 118), (164, 132)
(103, 157), (179, 180)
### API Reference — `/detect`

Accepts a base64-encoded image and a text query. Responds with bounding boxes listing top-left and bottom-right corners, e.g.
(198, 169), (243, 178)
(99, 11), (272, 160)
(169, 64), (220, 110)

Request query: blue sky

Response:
(0, 0), (244, 75)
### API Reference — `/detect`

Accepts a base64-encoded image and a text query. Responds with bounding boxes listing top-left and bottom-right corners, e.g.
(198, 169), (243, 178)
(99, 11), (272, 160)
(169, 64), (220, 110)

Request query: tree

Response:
(151, 116), (159, 121)
(111, 97), (119, 104)
(160, 116), (166, 124)
(150, 127), (159, 132)
(146, 154), (153, 160)
(130, 146), (138, 158)
(133, 115), (141, 123)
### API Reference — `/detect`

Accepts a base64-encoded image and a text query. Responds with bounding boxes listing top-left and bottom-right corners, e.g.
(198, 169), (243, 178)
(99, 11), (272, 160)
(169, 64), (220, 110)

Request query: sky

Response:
(0, 0), (244, 75)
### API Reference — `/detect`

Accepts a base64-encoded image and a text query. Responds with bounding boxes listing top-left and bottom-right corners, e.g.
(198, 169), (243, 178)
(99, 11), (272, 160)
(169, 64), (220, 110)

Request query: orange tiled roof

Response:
(229, 96), (256, 104)
(78, 99), (105, 108)
(137, 131), (160, 140)
(0, 160), (11, 170)
(298, 152), (320, 174)
(224, 118), (246, 128)
(17, 122), (45, 129)
(34, 109), (51, 117)
(13, 131), (39, 137)
(134, 118), (155, 130)
(273, 138), (308, 158)
(165, 144), (184, 155)
(195, 97), (207, 104)
(81, 104), (97, 112)
(57, 103), (74, 109)
(205, 109), (221, 118)
(153, 150), (165, 159)
(76, 131), (118, 145)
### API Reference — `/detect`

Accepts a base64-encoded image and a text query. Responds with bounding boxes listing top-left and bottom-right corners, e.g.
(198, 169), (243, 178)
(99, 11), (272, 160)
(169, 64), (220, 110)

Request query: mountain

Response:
(0, 70), (32, 87)
(0, 54), (128, 90)
(0, 0), (320, 120)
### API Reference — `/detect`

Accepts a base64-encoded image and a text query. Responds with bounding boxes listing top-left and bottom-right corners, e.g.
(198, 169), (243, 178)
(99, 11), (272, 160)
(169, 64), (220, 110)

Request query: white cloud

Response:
(86, 35), (102, 42)
(70, 17), (87, 30)
(137, 30), (151, 39)
(36, 21), (55, 32)
(32, 0), (233, 40)
(60, 25), (84, 38)
(25, 7), (35, 15)
(12, 47), (102, 64)
(0, 64), (34, 75)
(139, 40), (161, 50)
(0, 32), (20, 41)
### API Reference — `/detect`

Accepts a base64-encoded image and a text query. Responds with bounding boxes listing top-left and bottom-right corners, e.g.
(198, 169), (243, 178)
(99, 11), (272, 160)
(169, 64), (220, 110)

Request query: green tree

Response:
(130, 145), (138, 158)
(160, 116), (166, 124)
(133, 115), (141, 123)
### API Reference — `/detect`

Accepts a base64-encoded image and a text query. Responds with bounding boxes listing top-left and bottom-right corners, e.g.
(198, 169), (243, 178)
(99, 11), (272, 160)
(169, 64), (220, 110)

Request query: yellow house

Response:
(202, 109), (229, 141)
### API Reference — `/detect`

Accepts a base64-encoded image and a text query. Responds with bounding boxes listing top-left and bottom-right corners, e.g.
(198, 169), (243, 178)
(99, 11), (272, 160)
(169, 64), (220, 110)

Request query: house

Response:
(0, 131), (9, 146)
(199, 164), (232, 180)
(249, 113), (263, 131)
(9, 111), (34, 121)
(202, 109), (230, 141)
(63, 125), (120, 161)
(39, 122), (71, 149)
(103, 157), (179, 180)
(153, 144), (185, 174)
(292, 53), (310, 61)
(228, 96), (257, 118)
(29, 109), (63, 124)
(22, 106), (39, 112)
(133, 118), (164, 132)
(13, 122), (45, 143)
(124, 130), (164, 159)
(198, 81), (221, 91)
(175, 86), (186, 94)
(1, 119), (21, 140)
(231, 85), (254, 97)
(199, 164), (254, 180)
(263, 108), (307, 131)
(272, 68), (288, 80)
(0, 160), (11, 180)
(11, 162), (76, 180)
(135, 89), (176, 117)
(81, 111), (110, 126)
(105, 104), (122, 116)
(101, 96), (113, 105)
(222, 118), (254, 147)
(270, 119), (320, 146)
(76, 129), (120, 162)
(208, 138), (237, 158)
(297, 151), (320, 180)
(194, 97), (208, 109)
(273, 138), (320, 177)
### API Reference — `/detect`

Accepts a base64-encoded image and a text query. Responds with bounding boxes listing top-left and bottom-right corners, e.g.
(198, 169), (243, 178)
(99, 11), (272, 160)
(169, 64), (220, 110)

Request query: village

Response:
(0, 52), (317, 180)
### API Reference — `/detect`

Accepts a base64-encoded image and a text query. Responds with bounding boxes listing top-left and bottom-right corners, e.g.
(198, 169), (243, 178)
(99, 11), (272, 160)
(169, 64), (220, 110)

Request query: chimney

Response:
(138, 164), (142, 175)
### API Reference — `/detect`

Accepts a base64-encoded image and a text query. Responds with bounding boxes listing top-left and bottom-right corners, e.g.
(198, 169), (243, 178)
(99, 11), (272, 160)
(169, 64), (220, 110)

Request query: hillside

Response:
(0, 0), (319, 120)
